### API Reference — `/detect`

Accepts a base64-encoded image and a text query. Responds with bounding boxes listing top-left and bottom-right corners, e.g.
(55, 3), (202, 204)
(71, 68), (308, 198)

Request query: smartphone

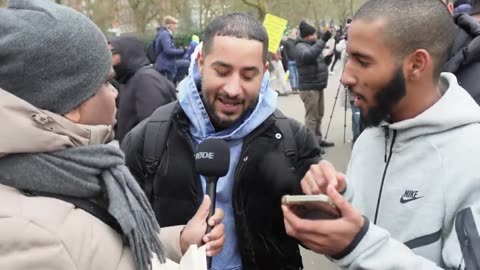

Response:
(282, 194), (340, 220)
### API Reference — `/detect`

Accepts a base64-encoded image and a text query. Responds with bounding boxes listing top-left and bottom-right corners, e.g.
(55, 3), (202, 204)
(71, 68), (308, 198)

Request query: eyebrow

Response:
(211, 61), (260, 73)
(349, 51), (373, 61)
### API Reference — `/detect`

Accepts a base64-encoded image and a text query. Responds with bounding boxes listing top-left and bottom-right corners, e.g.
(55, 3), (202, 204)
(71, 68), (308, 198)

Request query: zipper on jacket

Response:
(374, 127), (397, 224)
(383, 125), (390, 163)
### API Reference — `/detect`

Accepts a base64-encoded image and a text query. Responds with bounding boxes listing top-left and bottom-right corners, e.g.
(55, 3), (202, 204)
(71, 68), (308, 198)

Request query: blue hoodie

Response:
(177, 60), (277, 270)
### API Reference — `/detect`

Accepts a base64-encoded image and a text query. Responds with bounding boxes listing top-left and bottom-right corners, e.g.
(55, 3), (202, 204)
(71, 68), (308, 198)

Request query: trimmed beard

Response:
(200, 87), (258, 131)
(361, 67), (407, 127)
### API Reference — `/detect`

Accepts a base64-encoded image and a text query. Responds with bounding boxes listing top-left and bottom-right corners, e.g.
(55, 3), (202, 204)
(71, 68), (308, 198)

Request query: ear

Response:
(63, 107), (81, 123)
(264, 61), (269, 73)
(197, 52), (204, 73)
(447, 3), (454, 15)
(405, 49), (430, 81)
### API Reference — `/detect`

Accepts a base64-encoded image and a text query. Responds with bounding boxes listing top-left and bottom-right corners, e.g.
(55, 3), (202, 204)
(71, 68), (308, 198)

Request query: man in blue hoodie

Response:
(283, 0), (480, 269)
(122, 13), (322, 270)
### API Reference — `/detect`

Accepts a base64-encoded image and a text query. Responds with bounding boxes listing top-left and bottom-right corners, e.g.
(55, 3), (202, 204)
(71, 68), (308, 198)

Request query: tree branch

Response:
(241, 0), (259, 9)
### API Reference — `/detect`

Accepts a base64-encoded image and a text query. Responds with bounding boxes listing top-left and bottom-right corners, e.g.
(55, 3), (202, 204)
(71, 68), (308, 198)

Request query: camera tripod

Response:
(324, 81), (349, 143)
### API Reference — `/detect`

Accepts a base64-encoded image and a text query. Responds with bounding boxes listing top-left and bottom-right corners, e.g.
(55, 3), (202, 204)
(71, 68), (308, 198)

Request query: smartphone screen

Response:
(282, 195), (340, 219)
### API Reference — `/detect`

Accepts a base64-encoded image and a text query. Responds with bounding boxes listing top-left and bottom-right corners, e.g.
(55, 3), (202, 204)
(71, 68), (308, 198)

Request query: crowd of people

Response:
(1, 0), (480, 269)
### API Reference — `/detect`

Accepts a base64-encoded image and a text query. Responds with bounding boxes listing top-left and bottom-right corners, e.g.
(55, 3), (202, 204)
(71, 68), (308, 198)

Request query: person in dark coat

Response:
(153, 16), (189, 83)
(296, 21), (335, 148)
(330, 26), (344, 74)
(442, 0), (480, 105)
(109, 35), (177, 142)
(281, 29), (300, 92)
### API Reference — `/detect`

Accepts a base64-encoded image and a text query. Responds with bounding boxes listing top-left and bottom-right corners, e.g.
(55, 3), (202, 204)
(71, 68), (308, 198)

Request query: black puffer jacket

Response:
(295, 38), (331, 90)
(121, 104), (322, 270)
(443, 14), (480, 105)
(110, 35), (176, 142)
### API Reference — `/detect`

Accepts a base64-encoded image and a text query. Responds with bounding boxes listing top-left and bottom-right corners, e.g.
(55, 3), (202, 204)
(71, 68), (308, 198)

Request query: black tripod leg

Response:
(324, 83), (342, 141)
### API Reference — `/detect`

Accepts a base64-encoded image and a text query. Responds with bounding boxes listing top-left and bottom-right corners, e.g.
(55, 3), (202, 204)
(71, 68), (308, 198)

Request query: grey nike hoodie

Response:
(337, 73), (480, 269)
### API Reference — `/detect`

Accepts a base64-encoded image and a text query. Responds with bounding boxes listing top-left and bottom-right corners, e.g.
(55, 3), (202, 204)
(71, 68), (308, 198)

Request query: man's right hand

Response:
(301, 160), (346, 195)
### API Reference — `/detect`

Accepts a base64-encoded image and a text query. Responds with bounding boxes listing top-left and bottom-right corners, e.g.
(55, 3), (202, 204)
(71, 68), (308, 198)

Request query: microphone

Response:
(194, 138), (230, 268)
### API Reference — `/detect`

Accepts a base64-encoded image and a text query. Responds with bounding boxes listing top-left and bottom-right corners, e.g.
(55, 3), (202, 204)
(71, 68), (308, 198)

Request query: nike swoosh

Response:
(400, 196), (424, 204)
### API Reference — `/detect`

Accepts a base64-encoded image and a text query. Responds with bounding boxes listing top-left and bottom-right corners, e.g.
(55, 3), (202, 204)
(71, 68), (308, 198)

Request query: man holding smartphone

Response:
(283, 0), (480, 269)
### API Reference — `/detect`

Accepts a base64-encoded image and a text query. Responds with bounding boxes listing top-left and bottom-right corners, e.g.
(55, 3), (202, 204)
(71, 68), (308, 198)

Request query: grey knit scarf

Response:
(0, 145), (165, 270)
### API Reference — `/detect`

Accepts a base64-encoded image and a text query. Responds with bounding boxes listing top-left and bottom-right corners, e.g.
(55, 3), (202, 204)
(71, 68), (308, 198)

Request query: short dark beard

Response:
(201, 92), (257, 131)
(362, 67), (407, 127)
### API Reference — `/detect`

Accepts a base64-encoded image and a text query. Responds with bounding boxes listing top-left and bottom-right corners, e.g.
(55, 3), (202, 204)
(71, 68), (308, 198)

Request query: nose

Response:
(223, 73), (241, 97)
(340, 62), (356, 88)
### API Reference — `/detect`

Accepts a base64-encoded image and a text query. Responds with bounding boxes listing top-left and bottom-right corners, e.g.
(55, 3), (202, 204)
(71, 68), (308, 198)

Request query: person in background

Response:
(154, 16), (189, 84)
(296, 20), (335, 150)
(109, 35), (177, 142)
(183, 34), (200, 61)
(281, 29), (300, 93)
(442, 0), (480, 105)
(329, 26), (344, 75)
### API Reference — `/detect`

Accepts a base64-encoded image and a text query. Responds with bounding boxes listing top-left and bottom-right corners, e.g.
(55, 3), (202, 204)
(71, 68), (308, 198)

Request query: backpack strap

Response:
(142, 101), (178, 201)
(273, 109), (298, 165)
(22, 190), (122, 234)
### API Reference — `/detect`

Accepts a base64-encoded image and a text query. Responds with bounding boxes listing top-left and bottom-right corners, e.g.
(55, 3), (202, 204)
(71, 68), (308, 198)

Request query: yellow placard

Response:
(263, 14), (288, 54)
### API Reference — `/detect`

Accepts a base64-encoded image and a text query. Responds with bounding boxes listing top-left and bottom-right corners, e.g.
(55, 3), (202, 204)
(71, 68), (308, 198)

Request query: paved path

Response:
(277, 65), (351, 270)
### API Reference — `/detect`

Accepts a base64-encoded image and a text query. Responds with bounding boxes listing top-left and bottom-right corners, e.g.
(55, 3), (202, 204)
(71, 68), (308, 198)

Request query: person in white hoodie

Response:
(282, 0), (480, 269)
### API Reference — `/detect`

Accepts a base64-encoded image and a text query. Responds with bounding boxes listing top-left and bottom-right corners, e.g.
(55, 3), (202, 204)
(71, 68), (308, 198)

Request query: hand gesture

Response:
(282, 185), (365, 257)
(180, 195), (225, 256)
(301, 160), (346, 195)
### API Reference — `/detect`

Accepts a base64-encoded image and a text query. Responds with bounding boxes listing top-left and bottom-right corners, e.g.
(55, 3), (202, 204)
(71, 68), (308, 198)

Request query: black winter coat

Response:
(295, 38), (331, 90)
(121, 104), (322, 270)
(109, 35), (177, 142)
(443, 14), (480, 105)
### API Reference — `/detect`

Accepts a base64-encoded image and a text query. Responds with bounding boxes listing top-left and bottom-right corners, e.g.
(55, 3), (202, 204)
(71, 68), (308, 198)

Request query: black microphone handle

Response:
(205, 176), (218, 234)
(205, 176), (218, 269)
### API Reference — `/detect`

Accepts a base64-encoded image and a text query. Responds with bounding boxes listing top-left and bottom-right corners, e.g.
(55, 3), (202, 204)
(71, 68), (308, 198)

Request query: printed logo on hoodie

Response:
(400, 190), (424, 204)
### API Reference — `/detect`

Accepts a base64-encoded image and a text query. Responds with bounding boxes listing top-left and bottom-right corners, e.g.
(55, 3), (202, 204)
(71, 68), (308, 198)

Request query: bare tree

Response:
(197, 0), (225, 29)
(83, 0), (115, 33)
(240, 0), (269, 20)
(127, 0), (164, 35)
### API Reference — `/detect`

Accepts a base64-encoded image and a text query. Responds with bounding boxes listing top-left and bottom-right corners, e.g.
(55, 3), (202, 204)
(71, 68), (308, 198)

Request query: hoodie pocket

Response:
(455, 207), (480, 269)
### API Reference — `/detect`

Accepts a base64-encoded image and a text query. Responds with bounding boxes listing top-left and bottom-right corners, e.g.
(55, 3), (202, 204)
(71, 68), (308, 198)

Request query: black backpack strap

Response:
(22, 190), (122, 234)
(273, 109), (298, 165)
(143, 101), (178, 201)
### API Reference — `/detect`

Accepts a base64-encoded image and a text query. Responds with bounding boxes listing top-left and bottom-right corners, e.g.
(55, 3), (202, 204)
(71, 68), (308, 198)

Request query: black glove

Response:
(322, 30), (332, 42)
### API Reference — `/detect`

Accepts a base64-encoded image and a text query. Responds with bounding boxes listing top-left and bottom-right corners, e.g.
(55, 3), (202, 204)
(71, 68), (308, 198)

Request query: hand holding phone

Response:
(282, 194), (340, 220)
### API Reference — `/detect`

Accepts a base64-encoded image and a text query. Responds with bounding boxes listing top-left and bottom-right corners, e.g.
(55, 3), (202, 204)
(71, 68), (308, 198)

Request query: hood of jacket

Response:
(110, 35), (151, 84)
(0, 88), (113, 157)
(177, 54), (277, 142)
(443, 14), (480, 74)
(387, 73), (480, 146)
(339, 72), (480, 270)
